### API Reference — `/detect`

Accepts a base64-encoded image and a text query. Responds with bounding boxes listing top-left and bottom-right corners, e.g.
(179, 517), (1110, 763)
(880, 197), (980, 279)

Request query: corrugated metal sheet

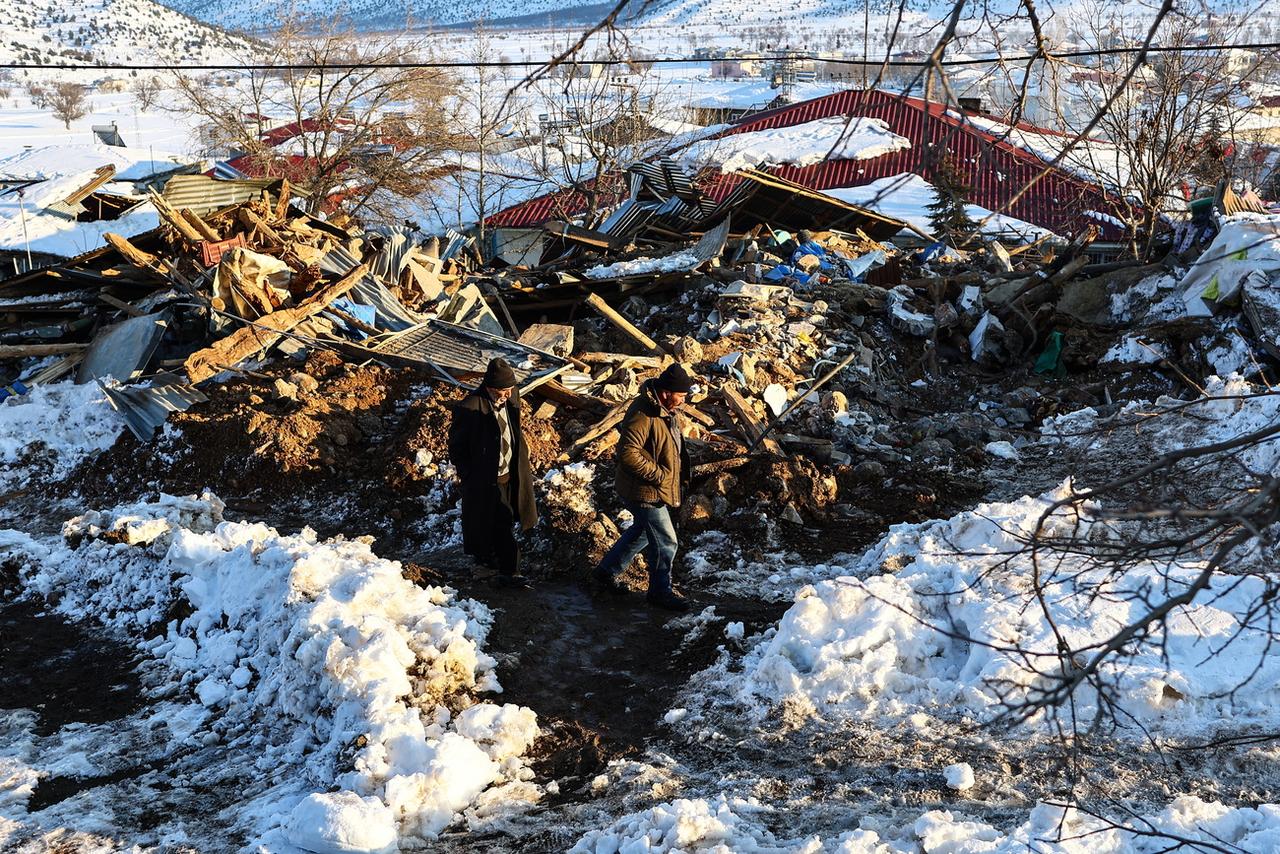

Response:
(372, 319), (568, 385)
(320, 244), (423, 331)
(161, 175), (304, 216)
(487, 88), (1134, 240)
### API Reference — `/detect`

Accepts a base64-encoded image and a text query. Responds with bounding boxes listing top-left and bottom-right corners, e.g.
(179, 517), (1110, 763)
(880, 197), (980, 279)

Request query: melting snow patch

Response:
(570, 795), (809, 853)
(572, 794), (1280, 853)
(0, 380), (123, 486)
(676, 116), (911, 173)
(1100, 336), (1169, 365)
(585, 250), (701, 279)
(285, 791), (397, 854)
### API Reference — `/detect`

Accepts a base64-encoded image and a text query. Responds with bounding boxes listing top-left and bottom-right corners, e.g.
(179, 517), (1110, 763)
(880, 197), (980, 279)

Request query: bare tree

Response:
(49, 82), (90, 130)
(520, 58), (679, 225)
(131, 76), (164, 113)
(1065, 11), (1258, 258)
(170, 14), (455, 218)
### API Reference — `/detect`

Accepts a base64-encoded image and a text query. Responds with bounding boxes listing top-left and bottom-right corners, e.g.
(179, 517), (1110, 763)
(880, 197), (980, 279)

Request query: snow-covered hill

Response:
(0, 0), (258, 71)
(156, 0), (1275, 33)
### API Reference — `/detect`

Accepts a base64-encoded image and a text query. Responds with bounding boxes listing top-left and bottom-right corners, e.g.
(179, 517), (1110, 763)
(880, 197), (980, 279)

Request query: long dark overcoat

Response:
(447, 387), (538, 553)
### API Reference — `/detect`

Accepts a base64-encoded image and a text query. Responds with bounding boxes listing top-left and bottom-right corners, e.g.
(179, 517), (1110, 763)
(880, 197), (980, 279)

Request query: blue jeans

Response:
(596, 500), (678, 595)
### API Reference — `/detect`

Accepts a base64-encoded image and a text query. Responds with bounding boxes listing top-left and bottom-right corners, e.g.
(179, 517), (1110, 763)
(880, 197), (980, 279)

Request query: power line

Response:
(1, 40), (1279, 72)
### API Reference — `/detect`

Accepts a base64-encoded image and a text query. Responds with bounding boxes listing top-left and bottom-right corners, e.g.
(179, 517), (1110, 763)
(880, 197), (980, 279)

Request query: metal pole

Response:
(17, 189), (32, 269)
(746, 350), (858, 454)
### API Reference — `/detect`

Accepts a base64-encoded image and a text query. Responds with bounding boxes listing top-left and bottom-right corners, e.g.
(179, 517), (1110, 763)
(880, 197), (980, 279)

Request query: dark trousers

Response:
(461, 478), (519, 576)
(595, 500), (678, 595)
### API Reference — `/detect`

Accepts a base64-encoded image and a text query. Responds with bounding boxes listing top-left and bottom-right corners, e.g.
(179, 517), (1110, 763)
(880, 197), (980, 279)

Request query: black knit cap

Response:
(655, 363), (696, 393)
(482, 357), (518, 389)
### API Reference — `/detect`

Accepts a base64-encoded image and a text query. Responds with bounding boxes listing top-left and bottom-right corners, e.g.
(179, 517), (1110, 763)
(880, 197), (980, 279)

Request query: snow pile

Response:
(904, 797), (1280, 854)
(1043, 375), (1280, 475)
(1, 493), (539, 847)
(585, 250), (701, 279)
(826, 173), (1057, 242)
(677, 117), (911, 173)
(542, 462), (598, 514)
(735, 480), (1280, 734)
(0, 142), (190, 182)
(0, 380), (123, 486)
(570, 794), (813, 854)
(573, 793), (1280, 853)
(285, 792), (397, 854)
(574, 794), (1280, 853)
(943, 762), (975, 792)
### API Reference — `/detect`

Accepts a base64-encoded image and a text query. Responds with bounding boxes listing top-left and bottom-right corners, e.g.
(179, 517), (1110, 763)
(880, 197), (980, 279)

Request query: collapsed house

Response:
(1, 84), (1278, 574)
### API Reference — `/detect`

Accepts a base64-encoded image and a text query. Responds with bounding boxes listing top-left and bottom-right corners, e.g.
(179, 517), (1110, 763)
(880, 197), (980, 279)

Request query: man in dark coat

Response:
(593, 364), (696, 611)
(447, 357), (538, 588)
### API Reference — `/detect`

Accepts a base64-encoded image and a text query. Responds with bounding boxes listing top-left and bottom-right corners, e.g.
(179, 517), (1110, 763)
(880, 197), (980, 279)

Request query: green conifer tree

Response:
(926, 155), (978, 241)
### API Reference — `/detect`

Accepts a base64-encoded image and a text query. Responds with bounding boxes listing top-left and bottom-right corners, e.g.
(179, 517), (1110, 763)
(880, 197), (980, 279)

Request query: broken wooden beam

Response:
(681, 404), (715, 428)
(533, 379), (610, 415)
(0, 343), (89, 358)
(104, 232), (173, 279)
(184, 264), (367, 384)
(97, 293), (148, 317)
(543, 220), (628, 252)
(237, 207), (284, 246)
(571, 399), (632, 449)
(148, 190), (203, 243)
(585, 292), (666, 356)
(180, 209), (221, 242)
(274, 179), (292, 221)
(577, 352), (667, 369)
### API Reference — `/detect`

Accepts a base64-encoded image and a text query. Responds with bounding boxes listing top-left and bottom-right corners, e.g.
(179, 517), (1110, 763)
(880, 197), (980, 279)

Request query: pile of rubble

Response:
(5, 164), (1280, 574)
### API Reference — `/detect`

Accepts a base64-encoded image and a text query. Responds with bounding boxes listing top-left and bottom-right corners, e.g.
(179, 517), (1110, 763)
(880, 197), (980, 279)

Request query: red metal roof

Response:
(487, 88), (1135, 240)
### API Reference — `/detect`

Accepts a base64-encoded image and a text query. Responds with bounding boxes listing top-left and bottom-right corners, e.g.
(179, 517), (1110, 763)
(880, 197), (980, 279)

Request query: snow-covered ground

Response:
(0, 493), (541, 851)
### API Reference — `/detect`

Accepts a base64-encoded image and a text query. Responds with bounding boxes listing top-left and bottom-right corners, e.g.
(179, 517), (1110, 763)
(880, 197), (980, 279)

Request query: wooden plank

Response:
(722, 382), (784, 456)
(585, 292), (665, 356)
(184, 264), (367, 383)
(533, 379), (610, 415)
(104, 232), (173, 279)
(543, 220), (626, 251)
(571, 399), (631, 449)
(681, 405), (715, 428)
(0, 343), (88, 358)
(97, 293), (147, 317)
(577, 352), (667, 369)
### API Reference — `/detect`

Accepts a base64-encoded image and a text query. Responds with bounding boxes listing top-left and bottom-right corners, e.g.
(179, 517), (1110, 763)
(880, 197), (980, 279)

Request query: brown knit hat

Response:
(482, 357), (518, 389)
